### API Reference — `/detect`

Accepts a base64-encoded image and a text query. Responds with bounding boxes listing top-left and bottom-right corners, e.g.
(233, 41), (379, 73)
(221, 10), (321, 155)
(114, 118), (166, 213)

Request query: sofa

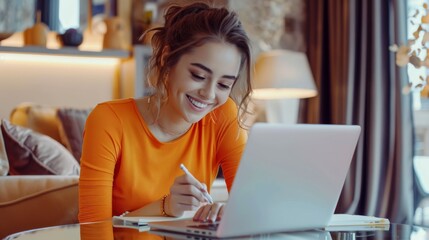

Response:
(0, 175), (79, 238)
(0, 103), (229, 239)
(0, 103), (88, 238)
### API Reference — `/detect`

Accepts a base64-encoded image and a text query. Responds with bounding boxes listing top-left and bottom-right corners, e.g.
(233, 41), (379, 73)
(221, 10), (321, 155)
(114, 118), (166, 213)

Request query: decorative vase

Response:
(58, 28), (83, 47)
(103, 17), (130, 50)
(23, 11), (49, 47)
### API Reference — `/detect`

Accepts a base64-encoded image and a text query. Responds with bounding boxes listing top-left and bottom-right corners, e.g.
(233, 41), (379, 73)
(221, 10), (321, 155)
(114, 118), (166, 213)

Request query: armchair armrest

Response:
(0, 175), (79, 239)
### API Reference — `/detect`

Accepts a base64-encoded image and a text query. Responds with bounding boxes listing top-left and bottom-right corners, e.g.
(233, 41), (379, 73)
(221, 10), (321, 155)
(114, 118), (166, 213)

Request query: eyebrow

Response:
(190, 63), (237, 81)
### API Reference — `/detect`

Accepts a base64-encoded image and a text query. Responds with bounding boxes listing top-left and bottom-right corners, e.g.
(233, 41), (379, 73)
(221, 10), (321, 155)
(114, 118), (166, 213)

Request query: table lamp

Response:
(253, 49), (317, 123)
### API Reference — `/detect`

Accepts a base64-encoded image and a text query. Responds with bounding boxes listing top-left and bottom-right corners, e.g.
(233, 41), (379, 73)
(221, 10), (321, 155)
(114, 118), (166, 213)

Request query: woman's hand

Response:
(167, 174), (211, 217)
(193, 202), (225, 222)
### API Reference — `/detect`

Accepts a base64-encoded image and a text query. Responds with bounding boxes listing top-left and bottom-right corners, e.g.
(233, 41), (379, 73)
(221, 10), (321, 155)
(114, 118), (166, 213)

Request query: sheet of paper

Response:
(112, 210), (195, 226)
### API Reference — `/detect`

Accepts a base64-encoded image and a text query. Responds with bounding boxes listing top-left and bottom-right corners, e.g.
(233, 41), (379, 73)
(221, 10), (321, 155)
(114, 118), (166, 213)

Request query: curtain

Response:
(301, 0), (415, 224)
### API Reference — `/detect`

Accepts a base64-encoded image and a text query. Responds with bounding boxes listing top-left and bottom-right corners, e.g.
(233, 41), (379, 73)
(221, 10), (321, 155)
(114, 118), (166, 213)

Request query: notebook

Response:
(149, 123), (361, 238)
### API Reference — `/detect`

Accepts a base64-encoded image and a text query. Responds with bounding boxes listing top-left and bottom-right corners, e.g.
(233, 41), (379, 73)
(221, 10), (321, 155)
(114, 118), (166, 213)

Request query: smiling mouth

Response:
(187, 95), (209, 109)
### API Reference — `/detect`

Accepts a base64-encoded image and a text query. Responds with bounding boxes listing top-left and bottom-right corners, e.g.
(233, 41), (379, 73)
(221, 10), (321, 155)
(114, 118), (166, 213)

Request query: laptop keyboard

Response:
(187, 223), (219, 231)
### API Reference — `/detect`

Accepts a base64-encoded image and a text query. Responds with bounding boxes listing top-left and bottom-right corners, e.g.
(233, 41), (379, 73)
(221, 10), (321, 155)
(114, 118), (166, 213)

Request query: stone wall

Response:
(229, 0), (306, 56)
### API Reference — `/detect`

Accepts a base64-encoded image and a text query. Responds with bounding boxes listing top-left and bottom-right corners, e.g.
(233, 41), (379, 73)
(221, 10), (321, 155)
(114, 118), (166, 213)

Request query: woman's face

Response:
(165, 41), (242, 124)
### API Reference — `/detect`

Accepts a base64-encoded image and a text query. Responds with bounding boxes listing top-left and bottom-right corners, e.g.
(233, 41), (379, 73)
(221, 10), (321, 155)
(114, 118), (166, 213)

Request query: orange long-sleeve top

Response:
(78, 98), (246, 222)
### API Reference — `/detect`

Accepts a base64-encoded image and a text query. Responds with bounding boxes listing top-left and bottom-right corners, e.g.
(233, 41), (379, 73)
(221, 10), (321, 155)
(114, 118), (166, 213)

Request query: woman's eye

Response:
(218, 83), (231, 90)
(191, 72), (205, 80)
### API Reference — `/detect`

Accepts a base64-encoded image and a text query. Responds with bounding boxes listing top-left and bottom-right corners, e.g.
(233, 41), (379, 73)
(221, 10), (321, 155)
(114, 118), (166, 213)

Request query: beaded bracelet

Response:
(119, 211), (129, 217)
(161, 194), (170, 217)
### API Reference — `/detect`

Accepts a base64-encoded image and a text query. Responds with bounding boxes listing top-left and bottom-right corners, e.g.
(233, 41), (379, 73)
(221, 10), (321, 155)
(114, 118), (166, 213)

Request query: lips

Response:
(187, 95), (209, 109)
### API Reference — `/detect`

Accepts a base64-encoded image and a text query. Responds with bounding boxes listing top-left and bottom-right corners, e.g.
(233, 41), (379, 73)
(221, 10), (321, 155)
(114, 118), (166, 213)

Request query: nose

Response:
(199, 82), (216, 100)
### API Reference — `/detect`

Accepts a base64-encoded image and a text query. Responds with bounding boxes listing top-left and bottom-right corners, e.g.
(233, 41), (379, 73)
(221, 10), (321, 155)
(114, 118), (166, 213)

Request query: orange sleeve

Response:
(78, 103), (122, 222)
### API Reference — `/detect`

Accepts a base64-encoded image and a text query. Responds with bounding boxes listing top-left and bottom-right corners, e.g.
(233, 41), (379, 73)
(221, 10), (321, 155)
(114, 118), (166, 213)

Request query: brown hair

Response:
(145, 2), (253, 128)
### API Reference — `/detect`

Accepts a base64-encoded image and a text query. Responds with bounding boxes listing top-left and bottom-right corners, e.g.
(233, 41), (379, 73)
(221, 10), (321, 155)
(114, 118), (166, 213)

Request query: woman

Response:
(78, 2), (253, 224)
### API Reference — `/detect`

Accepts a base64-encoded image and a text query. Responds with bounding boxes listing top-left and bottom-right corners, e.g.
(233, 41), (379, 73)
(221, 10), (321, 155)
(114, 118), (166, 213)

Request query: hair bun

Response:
(164, 2), (210, 27)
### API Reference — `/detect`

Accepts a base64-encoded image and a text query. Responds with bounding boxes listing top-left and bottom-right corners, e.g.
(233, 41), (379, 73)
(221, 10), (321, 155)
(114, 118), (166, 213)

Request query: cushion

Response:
(57, 108), (91, 162)
(0, 119), (80, 175)
(9, 103), (64, 145)
(0, 175), (79, 239)
(0, 128), (8, 176)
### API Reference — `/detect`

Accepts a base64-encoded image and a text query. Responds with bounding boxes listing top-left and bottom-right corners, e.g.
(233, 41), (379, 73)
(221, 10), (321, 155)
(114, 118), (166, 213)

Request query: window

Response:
(408, 0), (429, 226)
(58, 0), (79, 33)
(407, 0), (429, 156)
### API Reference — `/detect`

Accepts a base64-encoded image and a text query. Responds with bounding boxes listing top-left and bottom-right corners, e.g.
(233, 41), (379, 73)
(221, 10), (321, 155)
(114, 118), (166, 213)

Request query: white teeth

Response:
(188, 96), (208, 109)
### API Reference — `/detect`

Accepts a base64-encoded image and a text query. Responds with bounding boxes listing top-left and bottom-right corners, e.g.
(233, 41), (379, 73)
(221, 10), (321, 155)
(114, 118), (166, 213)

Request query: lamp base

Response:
(265, 99), (299, 124)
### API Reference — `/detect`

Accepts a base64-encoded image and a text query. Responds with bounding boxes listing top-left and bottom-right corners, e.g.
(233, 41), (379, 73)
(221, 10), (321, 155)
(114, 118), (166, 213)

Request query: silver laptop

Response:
(149, 123), (361, 238)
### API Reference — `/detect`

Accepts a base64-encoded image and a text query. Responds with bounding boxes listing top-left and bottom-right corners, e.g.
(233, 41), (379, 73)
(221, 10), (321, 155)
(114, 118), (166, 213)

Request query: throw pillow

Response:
(0, 126), (9, 176)
(9, 103), (64, 145)
(57, 108), (92, 162)
(0, 119), (80, 175)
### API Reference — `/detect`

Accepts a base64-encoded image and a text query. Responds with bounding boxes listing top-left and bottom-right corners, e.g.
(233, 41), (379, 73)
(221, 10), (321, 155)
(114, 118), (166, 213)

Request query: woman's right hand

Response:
(167, 174), (210, 217)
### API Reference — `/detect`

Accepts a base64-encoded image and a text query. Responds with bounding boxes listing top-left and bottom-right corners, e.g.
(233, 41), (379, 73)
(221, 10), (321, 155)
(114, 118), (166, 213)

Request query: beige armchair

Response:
(0, 175), (79, 238)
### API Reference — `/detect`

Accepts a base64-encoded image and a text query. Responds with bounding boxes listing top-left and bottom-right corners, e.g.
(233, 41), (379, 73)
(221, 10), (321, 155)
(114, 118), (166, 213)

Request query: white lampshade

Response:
(253, 49), (317, 99)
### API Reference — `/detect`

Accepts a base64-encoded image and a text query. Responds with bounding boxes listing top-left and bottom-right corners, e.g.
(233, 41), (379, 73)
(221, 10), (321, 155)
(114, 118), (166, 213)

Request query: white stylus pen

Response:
(180, 164), (214, 204)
